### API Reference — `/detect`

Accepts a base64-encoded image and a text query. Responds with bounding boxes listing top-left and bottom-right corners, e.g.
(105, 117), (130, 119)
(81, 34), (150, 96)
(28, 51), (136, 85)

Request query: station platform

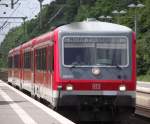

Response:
(0, 80), (75, 124)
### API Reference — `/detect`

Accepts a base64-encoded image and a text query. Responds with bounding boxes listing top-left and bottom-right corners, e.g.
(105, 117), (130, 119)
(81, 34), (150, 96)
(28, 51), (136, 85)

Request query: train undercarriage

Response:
(57, 95), (135, 123)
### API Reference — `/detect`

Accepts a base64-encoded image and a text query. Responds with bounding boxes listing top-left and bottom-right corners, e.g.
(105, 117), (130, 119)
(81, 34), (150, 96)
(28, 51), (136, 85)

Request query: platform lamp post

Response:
(112, 10), (126, 24)
(38, 0), (44, 29)
(98, 15), (112, 22)
(128, 3), (145, 36)
(22, 17), (28, 40)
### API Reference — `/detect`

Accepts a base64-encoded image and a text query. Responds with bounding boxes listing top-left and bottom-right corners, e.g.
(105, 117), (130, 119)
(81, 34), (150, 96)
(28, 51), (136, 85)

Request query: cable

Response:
(0, 2), (21, 31)
(0, 21), (7, 30)
(1, 22), (10, 31)
(48, 6), (64, 24)
(14, 0), (20, 5)
(9, 2), (21, 17)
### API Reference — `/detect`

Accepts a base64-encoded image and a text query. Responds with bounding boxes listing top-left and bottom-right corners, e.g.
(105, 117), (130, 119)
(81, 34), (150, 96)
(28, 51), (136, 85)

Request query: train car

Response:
(8, 49), (14, 83)
(21, 40), (33, 92)
(8, 20), (136, 122)
(32, 32), (54, 104)
(8, 46), (22, 87)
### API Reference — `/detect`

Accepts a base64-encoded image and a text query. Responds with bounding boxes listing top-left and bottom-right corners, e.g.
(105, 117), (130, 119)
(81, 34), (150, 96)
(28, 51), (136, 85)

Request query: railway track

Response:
(136, 105), (150, 118)
(136, 88), (150, 120)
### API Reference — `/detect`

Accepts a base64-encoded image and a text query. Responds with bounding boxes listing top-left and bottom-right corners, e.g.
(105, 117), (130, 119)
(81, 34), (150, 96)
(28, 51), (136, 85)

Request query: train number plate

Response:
(92, 83), (101, 90)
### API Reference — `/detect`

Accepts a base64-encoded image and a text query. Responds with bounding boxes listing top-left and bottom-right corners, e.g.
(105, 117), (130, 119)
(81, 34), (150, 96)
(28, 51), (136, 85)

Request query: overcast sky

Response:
(0, 0), (53, 43)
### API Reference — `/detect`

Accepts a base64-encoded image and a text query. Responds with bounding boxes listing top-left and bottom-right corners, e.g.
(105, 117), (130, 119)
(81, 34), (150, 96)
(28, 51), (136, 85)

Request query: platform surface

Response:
(0, 80), (75, 124)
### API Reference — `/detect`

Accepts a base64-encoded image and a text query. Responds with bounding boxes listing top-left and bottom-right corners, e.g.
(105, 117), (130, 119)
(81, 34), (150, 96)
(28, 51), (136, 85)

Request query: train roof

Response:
(8, 49), (14, 55)
(35, 32), (53, 44)
(8, 32), (53, 54)
(22, 39), (34, 49)
(57, 21), (132, 33)
(8, 21), (132, 55)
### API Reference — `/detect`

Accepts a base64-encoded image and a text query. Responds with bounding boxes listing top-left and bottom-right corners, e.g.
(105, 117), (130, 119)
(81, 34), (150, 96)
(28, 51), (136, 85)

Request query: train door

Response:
(34, 48), (40, 98)
(12, 56), (14, 82)
(41, 47), (47, 99)
(14, 54), (20, 86)
(31, 48), (35, 96)
(8, 56), (12, 82)
(20, 50), (23, 89)
(34, 47), (47, 98)
(19, 53), (21, 87)
(47, 44), (54, 103)
(8, 55), (14, 83)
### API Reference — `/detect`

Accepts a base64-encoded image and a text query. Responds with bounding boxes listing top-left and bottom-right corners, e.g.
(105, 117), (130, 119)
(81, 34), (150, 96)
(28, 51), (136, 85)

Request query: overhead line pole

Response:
(38, 0), (44, 29)
(11, 0), (20, 9)
(11, 0), (14, 9)
(128, 3), (145, 37)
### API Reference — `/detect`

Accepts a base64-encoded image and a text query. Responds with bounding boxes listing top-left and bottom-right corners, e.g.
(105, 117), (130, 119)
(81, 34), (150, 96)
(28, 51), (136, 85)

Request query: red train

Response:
(8, 20), (136, 122)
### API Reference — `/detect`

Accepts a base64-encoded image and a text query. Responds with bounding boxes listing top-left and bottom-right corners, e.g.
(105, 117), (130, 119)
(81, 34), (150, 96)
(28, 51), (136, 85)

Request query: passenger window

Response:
(36, 49), (40, 70)
(24, 51), (31, 69)
(42, 48), (46, 70)
(36, 48), (47, 71)
(48, 46), (54, 72)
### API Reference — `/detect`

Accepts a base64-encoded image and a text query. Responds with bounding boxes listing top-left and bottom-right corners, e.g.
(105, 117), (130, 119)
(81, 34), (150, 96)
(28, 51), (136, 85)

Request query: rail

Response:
(136, 81), (150, 118)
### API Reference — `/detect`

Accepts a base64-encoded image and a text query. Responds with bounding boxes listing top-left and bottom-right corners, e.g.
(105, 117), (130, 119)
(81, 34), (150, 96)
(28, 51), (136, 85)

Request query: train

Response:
(8, 20), (136, 122)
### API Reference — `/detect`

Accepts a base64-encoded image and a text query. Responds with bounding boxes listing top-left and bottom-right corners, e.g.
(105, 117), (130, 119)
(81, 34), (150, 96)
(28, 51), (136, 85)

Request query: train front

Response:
(54, 20), (136, 122)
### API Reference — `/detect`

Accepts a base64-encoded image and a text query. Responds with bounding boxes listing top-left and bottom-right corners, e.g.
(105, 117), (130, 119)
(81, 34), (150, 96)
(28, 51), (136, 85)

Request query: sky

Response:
(0, 0), (54, 43)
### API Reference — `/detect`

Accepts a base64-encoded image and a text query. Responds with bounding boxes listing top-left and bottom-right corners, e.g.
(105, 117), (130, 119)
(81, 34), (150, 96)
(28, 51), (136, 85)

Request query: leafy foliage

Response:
(0, 0), (150, 77)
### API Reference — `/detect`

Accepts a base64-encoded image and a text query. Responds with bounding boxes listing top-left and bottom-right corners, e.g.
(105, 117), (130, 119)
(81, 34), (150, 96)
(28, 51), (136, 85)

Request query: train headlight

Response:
(66, 84), (74, 91)
(92, 67), (101, 76)
(119, 85), (126, 91)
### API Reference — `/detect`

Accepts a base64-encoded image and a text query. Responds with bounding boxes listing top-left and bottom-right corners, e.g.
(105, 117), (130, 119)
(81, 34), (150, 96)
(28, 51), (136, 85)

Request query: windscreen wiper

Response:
(115, 64), (123, 70)
(70, 64), (78, 68)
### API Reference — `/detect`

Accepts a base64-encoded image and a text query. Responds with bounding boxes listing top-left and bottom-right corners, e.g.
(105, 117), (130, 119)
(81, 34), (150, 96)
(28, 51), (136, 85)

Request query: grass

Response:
(137, 75), (150, 82)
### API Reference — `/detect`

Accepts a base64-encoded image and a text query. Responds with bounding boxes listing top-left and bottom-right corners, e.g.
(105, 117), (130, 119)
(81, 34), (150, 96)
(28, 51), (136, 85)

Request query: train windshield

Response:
(63, 36), (128, 67)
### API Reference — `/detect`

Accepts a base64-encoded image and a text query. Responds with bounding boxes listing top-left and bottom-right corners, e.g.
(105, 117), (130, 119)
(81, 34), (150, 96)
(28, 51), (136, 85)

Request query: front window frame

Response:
(62, 35), (129, 68)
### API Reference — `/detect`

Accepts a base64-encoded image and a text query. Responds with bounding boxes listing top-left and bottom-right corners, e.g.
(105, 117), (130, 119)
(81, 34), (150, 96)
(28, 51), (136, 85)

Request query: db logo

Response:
(92, 83), (101, 90)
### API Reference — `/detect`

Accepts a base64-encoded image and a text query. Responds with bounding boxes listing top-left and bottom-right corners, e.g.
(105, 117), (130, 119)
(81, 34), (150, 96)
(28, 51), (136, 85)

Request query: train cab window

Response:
(63, 36), (128, 67)
(96, 37), (128, 66)
(24, 51), (31, 69)
(36, 48), (46, 70)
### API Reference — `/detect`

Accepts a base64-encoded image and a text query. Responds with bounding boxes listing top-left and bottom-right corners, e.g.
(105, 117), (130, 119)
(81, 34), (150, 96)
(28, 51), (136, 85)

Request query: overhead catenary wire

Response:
(48, 6), (64, 24)
(0, 21), (8, 30)
(0, 21), (23, 23)
(0, 0), (40, 31)
(0, 0), (42, 44)
(0, 0), (53, 43)
(0, 22), (11, 31)
(0, 2), (21, 31)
